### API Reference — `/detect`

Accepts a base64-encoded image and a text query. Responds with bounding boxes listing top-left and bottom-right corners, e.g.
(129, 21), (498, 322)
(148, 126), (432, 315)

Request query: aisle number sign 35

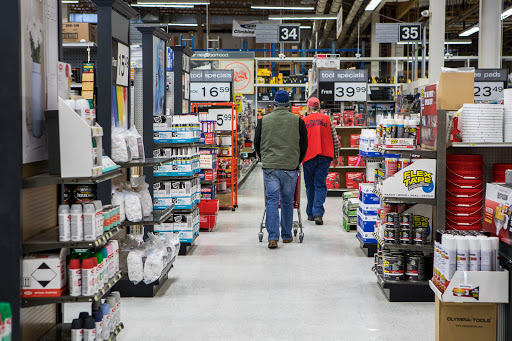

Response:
(399, 24), (421, 42)
(334, 82), (367, 102)
(474, 82), (504, 102)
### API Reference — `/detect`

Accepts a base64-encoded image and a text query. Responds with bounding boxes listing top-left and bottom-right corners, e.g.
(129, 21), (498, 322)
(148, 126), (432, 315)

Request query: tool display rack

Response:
(192, 102), (239, 211)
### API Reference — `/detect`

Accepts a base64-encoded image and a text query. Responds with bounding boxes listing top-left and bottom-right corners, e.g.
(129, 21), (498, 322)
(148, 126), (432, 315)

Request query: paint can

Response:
(400, 226), (412, 244)
(384, 226), (399, 244)
(385, 158), (398, 178)
(405, 253), (426, 281)
(383, 252), (404, 281)
(413, 227), (429, 245)
(397, 158), (411, 172)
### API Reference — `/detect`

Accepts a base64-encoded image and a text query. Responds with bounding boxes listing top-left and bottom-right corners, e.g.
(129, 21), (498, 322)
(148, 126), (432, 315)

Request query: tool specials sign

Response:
(318, 69), (368, 102)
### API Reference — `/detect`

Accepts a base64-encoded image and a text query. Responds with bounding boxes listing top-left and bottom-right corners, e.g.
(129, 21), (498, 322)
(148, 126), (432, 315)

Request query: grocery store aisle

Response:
(120, 164), (434, 340)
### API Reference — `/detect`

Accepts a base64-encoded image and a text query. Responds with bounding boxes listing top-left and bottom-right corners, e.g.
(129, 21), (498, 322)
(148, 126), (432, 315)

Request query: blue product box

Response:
(357, 228), (377, 243)
(153, 163), (194, 177)
(357, 213), (377, 232)
(358, 205), (379, 217)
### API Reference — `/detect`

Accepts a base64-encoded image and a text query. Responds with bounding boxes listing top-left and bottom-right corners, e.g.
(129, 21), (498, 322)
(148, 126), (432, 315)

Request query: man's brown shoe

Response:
(268, 240), (278, 249)
(283, 237), (293, 243)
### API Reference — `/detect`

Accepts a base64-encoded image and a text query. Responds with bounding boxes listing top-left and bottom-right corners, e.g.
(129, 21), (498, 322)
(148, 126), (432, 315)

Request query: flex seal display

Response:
(377, 159), (436, 198)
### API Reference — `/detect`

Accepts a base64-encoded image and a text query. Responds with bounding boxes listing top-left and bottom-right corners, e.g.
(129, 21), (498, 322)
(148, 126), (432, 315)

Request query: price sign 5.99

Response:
(190, 82), (231, 102)
(334, 82), (367, 102)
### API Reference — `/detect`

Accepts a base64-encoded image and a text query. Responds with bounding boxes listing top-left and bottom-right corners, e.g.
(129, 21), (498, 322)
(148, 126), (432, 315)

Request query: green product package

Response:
(0, 303), (12, 341)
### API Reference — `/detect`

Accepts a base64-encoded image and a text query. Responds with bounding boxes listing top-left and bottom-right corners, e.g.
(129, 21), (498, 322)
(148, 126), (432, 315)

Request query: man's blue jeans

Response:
(263, 169), (298, 241)
(303, 155), (331, 218)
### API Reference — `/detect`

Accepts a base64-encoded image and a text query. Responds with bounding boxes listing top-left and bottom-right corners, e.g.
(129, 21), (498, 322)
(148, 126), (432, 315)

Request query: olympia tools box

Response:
(23, 249), (66, 298)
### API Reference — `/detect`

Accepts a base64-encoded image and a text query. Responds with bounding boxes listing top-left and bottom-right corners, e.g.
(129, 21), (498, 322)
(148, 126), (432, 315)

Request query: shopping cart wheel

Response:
(299, 233), (304, 243)
(258, 232), (264, 242)
(293, 229), (298, 236)
(232, 208), (236, 211)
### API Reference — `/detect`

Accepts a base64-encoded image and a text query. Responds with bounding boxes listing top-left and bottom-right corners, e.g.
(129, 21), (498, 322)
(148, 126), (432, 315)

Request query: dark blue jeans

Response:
(263, 169), (298, 241)
(303, 155), (331, 218)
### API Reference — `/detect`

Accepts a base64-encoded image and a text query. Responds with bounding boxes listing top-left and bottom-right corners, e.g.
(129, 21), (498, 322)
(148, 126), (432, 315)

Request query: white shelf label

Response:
(334, 82), (367, 102)
(190, 82), (231, 102)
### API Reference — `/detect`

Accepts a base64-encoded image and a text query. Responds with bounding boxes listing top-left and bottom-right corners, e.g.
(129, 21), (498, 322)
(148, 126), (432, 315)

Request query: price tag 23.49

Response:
(334, 82), (367, 102)
(474, 82), (504, 102)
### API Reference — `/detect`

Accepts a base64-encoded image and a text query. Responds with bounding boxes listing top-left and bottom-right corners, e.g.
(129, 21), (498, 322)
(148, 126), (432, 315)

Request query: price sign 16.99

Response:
(333, 82), (367, 102)
(190, 82), (231, 102)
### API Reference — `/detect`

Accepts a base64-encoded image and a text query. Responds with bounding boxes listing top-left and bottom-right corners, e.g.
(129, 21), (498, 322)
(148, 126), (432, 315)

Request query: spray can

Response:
(93, 252), (105, 287)
(0, 303), (12, 341)
(92, 310), (103, 341)
(385, 158), (398, 179)
(396, 119), (404, 138)
(408, 119), (418, 145)
(111, 291), (121, 329)
(109, 240), (120, 274)
(480, 237), (493, 271)
(403, 119), (410, 138)
(92, 200), (103, 237)
(490, 237), (500, 270)
(443, 235), (457, 287)
(106, 297), (117, 332)
(100, 303), (110, 340)
(82, 203), (96, 241)
(106, 244), (115, 278)
(70, 204), (84, 242)
(81, 258), (96, 296)
(68, 259), (82, 297)
(58, 205), (71, 242)
(83, 317), (96, 341)
(456, 236), (469, 271)
(101, 248), (110, 282)
(71, 318), (83, 341)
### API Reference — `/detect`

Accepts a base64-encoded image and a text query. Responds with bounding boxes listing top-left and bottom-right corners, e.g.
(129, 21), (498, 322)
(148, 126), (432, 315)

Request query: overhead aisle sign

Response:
(474, 68), (508, 102)
(376, 23), (421, 43)
(318, 69), (368, 102)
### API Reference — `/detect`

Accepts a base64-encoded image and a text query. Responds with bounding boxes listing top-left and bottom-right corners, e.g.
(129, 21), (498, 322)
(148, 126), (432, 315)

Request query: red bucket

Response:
(447, 154), (483, 162)
(446, 167), (483, 179)
(446, 196), (484, 207)
(494, 163), (512, 170)
(446, 221), (482, 231)
(446, 207), (482, 219)
(446, 187), (484, 197)
(446, 178), (483, 188)
(446, 215), (483, 224)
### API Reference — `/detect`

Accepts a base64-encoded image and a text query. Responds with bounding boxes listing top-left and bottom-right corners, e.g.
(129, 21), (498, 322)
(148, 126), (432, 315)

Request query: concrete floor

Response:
(120, 165), (434, 341)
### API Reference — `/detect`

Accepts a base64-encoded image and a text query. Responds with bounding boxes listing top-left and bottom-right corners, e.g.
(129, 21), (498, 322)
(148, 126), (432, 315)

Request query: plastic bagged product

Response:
(159, 233), (175, 261)
(111, 187), (126, 222)
(111, 128), (131, 162)
(143, 234), (167, 284)
(123, 190), (143, 222)
(130, 176), (153, 217)
(125, 127), (140, 160)
(126, 248), (145, 284)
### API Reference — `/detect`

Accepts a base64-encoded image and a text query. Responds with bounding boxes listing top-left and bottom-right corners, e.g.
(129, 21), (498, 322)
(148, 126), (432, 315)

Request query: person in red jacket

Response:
(302, 97), (340, 225)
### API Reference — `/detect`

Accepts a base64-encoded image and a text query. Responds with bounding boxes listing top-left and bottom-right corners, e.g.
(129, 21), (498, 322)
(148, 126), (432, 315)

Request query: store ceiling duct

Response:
(334, 0), (364, 48)
(318, 0), (343, 48)
(308, 0), (328, 49)
(345, 0), (388, 49)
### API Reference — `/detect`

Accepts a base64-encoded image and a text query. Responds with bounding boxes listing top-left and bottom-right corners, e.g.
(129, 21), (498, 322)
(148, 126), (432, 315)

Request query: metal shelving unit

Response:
(179, 234), (198, 256)
(374, 146), (437, 158)
(39, 322), (123, 341)
(356, 234), (377, 257)
(23, 226), (124, 255)
(22, 272), (122, 308)
(372, 267), (434, 302)
(372, 231), (433, 254)
(117, 157), (173, 168)
(121, 204), (175, 226)
(23, 169), (123, 189)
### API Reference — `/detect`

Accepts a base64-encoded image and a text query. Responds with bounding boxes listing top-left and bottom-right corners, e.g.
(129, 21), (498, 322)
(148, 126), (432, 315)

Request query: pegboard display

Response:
(62, 47), (97, 69)
(133, 68), (143, 134)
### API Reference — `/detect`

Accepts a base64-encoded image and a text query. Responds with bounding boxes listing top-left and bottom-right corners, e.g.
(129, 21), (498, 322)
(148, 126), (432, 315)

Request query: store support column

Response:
(0, 1), (22, 338)
(370, 12), (379, 78)
(428, 0), (445, 83)
(479, 0), (502, 68)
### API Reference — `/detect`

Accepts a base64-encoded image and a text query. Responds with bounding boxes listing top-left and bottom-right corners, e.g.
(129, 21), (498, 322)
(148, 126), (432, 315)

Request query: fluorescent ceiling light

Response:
(251, 6), (314, 10)
(268, 15), (337, 20)
(168, 23), (198, 26)
(445, 39), (472, 45)
(459, 25), (479, 37)
(137, 1), (209, 4)
(62, 0), (79, 3)
(300, 25), (312, 29)
(365, 0), (382, 11)
(502, 6), (512, 20)
(132, 4), (194, 7)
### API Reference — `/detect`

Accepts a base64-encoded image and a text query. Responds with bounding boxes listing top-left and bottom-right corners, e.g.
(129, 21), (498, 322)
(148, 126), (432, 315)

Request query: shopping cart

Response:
(258, 169), (304, 243)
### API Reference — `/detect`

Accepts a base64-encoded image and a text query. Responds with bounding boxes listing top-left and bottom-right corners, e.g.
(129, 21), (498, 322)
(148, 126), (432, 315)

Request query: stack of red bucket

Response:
(446, 154), (484, 231)
(199, 199), (219, 231)
(493, 163), (512, 182)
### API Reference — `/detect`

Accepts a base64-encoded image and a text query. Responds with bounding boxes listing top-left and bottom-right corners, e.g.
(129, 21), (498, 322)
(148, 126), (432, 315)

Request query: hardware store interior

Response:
(5, 0), (512, 340)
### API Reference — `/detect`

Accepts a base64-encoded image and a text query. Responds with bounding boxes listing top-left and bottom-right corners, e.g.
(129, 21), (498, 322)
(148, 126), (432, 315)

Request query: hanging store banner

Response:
(256, 23), (279, 44)
(220, 60), (254, 94)
(474, 68), (508, 102)
(336, 6), (343, 39)
(232, 20), (259, 37)
(376, 23), (399, 43)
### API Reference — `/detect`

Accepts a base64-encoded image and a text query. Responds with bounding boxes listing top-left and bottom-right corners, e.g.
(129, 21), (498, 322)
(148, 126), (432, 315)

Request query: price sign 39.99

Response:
(190, 82), (231, 102)
(334, 82), (367, 102)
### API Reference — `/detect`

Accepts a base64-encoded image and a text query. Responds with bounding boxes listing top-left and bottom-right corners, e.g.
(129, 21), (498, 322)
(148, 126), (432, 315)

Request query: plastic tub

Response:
(446, 221), (482, 231)
(446, 178), (484, 188)
(447, 154), (483, 162)
(446, 197), (484, 207)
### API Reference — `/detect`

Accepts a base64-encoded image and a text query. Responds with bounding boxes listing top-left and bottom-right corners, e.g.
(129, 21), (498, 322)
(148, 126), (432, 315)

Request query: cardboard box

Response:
(343, 111), (354, 126)
(326, 172), (340, 189)
(348, 156), (363, 167)
(62, 23), (97, 43)
(23, 250), (66, 298)
(346, 172), (364, 189)
(483, 183), (512, 245)
(350, 134), (360, 148)
(377, 159), (436, 199)
(437, 72), (475, 110)
(435, 297), (497, 341)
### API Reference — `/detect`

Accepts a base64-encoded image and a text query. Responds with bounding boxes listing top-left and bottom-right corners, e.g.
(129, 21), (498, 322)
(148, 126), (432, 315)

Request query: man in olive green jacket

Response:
(255, 90), (308, 249)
